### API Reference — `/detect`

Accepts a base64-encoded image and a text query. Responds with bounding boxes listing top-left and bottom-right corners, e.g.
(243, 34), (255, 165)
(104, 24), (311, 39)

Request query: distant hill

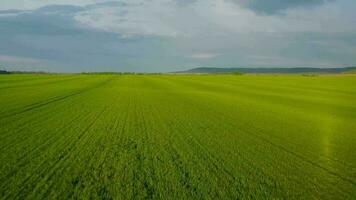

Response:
(177, 67), (356, 74)
(0, 70), (10, 74)
(343, 69), (356, 74)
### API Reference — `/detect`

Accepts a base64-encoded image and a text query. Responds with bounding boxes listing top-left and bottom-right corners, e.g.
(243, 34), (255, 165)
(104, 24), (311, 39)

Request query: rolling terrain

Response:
(0, 74), (356, 199)
(178, 66), (356, 74)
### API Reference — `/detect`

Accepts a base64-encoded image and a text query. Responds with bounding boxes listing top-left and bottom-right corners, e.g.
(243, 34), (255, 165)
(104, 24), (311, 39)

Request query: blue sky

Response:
(0, 0), (355, 72)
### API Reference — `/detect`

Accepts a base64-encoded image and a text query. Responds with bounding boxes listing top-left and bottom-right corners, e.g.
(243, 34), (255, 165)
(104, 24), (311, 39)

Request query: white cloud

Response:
(74, 0), (189, 37)
(0, 0), (355, 71)
(0, 0), (102, 10)
(71, 0), (356, 39)
(0, 10), (31, 17)
(3, 0), (354, 37)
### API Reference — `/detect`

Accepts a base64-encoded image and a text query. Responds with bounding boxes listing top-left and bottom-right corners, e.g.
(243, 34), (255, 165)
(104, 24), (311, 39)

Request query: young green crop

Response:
(0, 74), (355, 199)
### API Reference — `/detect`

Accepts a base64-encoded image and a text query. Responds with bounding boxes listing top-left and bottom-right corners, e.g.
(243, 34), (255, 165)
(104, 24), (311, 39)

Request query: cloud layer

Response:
(0, 0), (355, 72)
(229, 0), (332, 14)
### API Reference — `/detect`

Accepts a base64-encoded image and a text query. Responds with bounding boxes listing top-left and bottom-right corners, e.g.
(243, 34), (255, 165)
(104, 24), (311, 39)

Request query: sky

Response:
(0, 0), (355, 72)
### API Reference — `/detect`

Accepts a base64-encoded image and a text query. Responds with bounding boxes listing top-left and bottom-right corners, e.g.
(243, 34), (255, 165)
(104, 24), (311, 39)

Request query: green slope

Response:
(179, 66), (356, 74)
(0, 74), (356, 199)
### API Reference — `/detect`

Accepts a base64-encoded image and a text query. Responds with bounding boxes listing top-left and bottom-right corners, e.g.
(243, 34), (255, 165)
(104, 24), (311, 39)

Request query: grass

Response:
(0, 74), (355, 199)
(344, 70), (356, 74)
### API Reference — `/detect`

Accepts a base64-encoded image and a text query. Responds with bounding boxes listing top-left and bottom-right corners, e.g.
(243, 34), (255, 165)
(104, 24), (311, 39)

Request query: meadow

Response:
(0, 74), (355, 199)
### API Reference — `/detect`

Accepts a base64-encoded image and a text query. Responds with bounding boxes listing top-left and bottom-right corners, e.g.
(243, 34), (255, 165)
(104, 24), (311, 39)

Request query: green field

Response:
(0, 74), (356, 199)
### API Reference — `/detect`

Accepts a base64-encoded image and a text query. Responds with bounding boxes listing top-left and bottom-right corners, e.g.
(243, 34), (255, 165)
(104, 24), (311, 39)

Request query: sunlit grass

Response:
(0, 74), (355, 199)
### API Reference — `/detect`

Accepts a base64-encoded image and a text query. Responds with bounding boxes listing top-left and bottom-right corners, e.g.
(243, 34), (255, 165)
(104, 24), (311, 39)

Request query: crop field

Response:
(0, 74), (356, 199)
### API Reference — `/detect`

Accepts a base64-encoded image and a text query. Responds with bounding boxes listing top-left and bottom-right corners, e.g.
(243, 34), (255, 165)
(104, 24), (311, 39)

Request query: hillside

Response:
(177, 67), (356, 74)
(0, 70), (10, 74)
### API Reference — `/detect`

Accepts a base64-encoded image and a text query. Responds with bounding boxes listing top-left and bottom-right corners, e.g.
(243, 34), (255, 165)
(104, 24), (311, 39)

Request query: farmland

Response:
(0, 74), (356, 199)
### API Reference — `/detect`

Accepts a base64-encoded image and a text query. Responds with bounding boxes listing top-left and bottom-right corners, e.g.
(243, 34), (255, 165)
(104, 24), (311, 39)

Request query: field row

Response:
(0, 74), (355, 199)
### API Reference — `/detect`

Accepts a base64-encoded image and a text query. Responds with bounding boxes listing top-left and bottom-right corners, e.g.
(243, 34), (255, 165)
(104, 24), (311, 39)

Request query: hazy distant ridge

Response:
(178, 67), (356, 74)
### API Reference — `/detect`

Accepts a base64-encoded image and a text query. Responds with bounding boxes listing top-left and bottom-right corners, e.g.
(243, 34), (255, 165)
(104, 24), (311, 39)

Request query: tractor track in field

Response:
(0, 78), (114, 198)
(166, 95), (354, 197)
(159, 76), (356, 119)
(60, 90), (124, 199)
(215, 100), (356, 188)
(0, 77), (115, 119)
(135, 102), (156, 199)
(0, 108), (91, 188)
(185, 94), (356, 188)
(158, 77), (356, 186)
(210, 103), (356, 187)
(36, 109), (111, 198)
(170, 107), (301, 196)
(11, 107), (108, 199)
(0, 75), (77, 84)
(149, 101), (239, 198)
(135, 95), (204, 198)
(0, 96), (89, 149)
(147, 77), (356, 195)
(0, 105), (92, 160)
(1, 74), (356, 199)
(0, 76), (86, 90)
(244, 128), (356, 187)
